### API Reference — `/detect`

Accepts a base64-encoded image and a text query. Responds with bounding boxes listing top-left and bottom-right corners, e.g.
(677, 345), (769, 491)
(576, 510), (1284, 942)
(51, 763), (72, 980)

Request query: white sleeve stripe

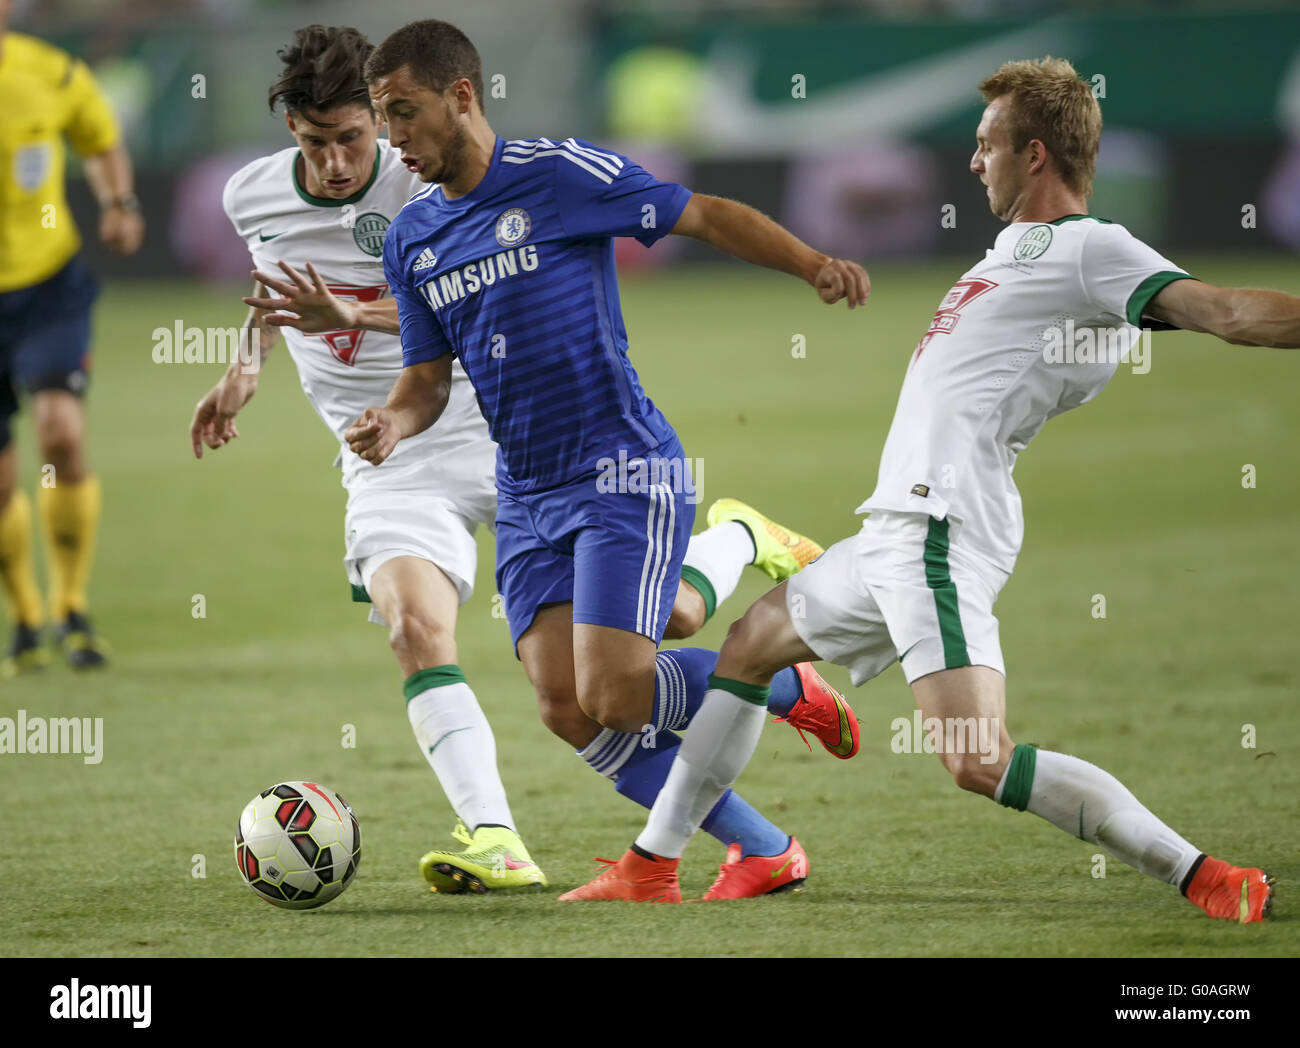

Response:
(502, 137), (558, 157)
(501, 148), (613, 184)
(398, 181), (441, 213)
(560, 138), (623, 175)
(504, 137), (623, 177)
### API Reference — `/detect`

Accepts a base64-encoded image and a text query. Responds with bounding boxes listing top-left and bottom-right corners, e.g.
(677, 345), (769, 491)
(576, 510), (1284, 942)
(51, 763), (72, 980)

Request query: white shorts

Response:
(343, 445), (497, 626)
(786, 510), (1009, 686)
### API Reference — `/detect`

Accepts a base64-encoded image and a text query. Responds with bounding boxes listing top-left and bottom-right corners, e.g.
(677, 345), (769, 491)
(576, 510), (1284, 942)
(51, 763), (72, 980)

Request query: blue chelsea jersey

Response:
(383, 136), (693, 495)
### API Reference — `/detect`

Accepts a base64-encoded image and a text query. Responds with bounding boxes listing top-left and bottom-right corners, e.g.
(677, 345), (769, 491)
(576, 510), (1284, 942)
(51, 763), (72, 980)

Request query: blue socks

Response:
(767, 664), (802, 718)
(651, 647), (803, 726)
(700, 791), (790, 858)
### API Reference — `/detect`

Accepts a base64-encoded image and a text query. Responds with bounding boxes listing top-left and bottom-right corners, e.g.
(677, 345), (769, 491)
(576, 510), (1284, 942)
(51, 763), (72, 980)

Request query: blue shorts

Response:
(0, 255), (98, 447)
(495, 441), (697, 651)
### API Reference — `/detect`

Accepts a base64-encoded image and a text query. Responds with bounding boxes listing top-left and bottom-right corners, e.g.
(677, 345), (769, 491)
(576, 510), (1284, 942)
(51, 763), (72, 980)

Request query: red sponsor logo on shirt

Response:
(914, 277), (998, 360)
(317, 284), (389, 366)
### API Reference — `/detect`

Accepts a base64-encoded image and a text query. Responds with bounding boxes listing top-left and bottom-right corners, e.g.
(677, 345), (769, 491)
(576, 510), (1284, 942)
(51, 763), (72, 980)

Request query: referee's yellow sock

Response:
(37, 474), (101, 621)
(0, 490), (45, 627)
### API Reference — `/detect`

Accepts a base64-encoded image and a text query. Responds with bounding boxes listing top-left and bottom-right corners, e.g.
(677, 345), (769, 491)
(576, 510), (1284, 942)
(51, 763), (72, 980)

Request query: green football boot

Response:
(420, 821), (547, 894)
(705, 498), (825, 581)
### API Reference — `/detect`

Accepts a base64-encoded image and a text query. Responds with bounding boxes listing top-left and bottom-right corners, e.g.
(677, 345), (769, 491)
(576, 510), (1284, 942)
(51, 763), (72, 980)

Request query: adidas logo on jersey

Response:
(413, 247), (438, 272)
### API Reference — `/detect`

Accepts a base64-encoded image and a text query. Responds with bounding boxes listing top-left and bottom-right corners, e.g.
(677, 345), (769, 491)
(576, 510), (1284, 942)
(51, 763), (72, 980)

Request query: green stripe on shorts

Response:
(350, 583), (371, 604)
(923, 517), (970, 670)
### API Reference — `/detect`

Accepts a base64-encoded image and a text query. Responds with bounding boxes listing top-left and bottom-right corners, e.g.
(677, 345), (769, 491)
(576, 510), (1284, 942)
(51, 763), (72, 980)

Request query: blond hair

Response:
(979, 57), (1102, 197)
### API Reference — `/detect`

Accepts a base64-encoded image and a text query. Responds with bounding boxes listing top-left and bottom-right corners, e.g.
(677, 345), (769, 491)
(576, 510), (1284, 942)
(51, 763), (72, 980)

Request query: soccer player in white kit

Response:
(188, 25), (551, 892)
(191, 25), (849, 895)
(565, 58), (1294, 917)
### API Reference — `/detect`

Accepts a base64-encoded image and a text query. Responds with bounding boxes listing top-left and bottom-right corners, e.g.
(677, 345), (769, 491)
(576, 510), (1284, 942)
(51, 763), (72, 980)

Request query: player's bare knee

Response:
(33, 400), (83, 470)
(664, 602), (704, 640)
(387, 607), (455, 664)
(36, 432), (83, 480)
(665, 586), (706, 639)
(718, 605), (782, 680)
(574, 672), (650, 733)
(535, 688), (592, 747)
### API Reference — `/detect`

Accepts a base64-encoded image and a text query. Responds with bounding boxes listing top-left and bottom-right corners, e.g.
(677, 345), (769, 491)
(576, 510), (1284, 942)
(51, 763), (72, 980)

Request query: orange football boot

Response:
(1183, 855), (1274, 923)
(700, 837), (809, 900)
(775, 663), (860, 759)
(558, 850), (682, 903)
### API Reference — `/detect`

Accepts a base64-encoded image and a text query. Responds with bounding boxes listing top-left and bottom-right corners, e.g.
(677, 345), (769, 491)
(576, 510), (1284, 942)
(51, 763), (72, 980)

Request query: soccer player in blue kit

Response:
(348, 20), (870, 899)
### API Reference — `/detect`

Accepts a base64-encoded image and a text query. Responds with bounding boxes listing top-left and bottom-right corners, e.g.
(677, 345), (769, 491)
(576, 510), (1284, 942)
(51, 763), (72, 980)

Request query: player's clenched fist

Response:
(813, 258), (871, 309)
(346, 407), (400, 465)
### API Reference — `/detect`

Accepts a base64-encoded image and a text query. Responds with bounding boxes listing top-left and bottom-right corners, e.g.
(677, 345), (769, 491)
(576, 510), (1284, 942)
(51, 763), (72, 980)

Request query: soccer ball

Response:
(234, 780), (361, 909)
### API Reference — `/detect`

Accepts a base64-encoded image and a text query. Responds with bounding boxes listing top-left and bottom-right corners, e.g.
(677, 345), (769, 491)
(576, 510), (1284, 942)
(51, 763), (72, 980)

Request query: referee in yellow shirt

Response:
(0, 0), (143, 673)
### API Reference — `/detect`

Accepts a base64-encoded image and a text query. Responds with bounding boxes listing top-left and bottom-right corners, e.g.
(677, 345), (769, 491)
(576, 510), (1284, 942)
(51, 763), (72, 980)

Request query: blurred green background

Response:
(15, 0), (1300, 277)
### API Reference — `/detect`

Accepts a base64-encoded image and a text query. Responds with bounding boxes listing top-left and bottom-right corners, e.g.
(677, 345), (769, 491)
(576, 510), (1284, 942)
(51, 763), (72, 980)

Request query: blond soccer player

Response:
(566, 58), (1291, 918)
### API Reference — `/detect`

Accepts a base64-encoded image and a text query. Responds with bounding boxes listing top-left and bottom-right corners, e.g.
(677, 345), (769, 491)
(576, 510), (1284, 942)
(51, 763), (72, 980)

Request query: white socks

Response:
(637, 685), (767, 858)
(1000, 746), (1201, 886)
(681, 521), (755, 612)
(406, 671), (515, 832)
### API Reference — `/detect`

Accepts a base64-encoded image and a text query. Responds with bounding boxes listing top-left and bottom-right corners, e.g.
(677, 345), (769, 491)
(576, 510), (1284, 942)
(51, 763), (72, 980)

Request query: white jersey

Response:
(859, 216), (1190, 572)
(222, 144), (492, 493)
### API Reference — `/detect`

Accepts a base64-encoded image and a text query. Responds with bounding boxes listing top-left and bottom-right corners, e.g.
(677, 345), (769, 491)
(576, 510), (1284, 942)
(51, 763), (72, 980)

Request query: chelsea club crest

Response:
(494, 207), (531, 247)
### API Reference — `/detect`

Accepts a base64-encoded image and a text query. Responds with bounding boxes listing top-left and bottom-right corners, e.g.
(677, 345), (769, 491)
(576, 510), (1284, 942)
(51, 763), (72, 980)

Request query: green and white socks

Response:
(632, 686), (1209, 884)
(680, 522), (756, 624)
(405, 665), (516, 832)
(997, 744), (1201, 885)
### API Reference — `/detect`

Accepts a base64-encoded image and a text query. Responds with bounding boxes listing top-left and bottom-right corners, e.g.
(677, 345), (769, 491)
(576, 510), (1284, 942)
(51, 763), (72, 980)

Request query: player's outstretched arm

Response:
(1147, 280), (1300, 348)
(345, 356), (452, 466)
(670, 194), (870, 309)
(190, 281), (279, 459)
(243, 260), (401, 335)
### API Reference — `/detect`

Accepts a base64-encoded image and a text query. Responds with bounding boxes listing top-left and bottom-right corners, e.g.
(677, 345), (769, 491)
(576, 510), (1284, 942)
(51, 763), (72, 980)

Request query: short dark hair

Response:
(364, 19), (485, 112)
(268, 25), (374, 126)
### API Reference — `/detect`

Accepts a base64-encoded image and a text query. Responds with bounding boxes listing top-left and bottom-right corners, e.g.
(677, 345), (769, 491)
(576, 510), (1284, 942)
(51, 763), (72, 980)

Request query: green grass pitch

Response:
(0, 256), (1296, 957)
